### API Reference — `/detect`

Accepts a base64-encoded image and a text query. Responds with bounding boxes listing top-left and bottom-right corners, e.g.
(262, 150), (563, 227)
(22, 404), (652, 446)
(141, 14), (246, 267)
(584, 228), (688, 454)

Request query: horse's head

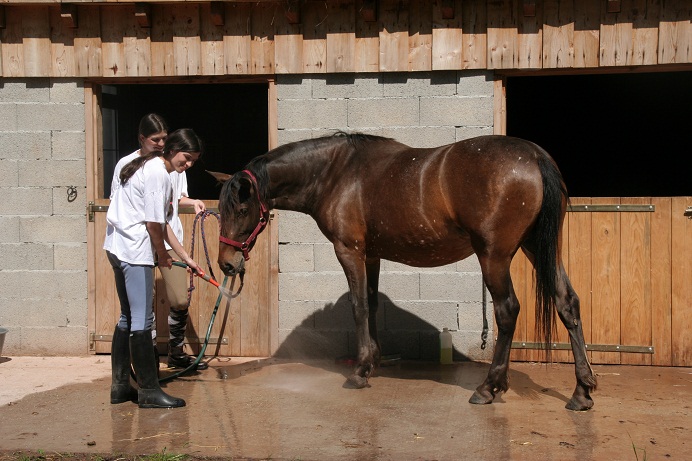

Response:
(211, 169), (269, 277)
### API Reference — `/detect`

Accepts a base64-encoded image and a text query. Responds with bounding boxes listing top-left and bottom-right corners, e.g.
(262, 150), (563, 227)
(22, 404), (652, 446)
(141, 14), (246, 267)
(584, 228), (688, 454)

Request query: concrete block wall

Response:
(274, 71), (495, 362)
(0, 79), (87, 355)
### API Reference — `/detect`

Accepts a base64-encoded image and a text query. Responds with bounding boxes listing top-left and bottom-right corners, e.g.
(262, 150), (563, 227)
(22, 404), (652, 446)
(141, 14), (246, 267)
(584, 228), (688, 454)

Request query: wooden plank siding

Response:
(1, 0), (691, 78)
(510, 197), (692, 367)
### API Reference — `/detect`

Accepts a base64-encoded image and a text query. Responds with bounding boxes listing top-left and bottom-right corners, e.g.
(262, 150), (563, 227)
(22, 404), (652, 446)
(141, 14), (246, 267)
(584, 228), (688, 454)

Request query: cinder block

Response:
(419, 96), (493, 127)
(312, 74), (383, 99)
(456, 70), (495, 96)
(383, 71), (457, 97)
(49, 79), (85, 103)
(383, 260), (457, 272)
(276, 74), (312, 99)
(384, 300), (458, 331)
(0, 188), (53, 215)
(0, 132), (51, 160)
(457, 301), (492, 332)
(20, 216), (86, 243)
(17, 103), (85, 131)
(456, 126), (494, 140)
(456, 253), (481, 272)
(0, 79), (50, 102)
(51, 131), (86, 160)
(379, 126), (456, 148)
(0, 270), (86, 300)
(277, 99), (347, 129)
(19, 159), (86, 187)
(0, 217), (20, 242)
(278, 243), (314, 272)
(277, 210), (329, 244)
(0, 104), (18, 130)
(0, 296), (87, 327)
(0, 161), (18, 186)
(54, 243), (87, 270)
(278, 300), (320, 329)
(453, 330), (494, 361)
(14, 325), (88, 356)
(347, 98), (419, 128)
(314, 296), (358, 331)
(313, 243), (341, 271)
(0, 243), (53, 270)
(277, 129), (313, 146)
(419, 272), (483, 302)
(279, 272), (349, 301)
(378, 330), (421, 358)
(378, 272), (420, 300)
(53, 186), (87, 215)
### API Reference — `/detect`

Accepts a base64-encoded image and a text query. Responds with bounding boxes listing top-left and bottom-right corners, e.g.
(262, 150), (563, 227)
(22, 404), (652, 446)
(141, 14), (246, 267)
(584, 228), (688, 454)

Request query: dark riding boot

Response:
(167, 308), (208, 370)
(130, 330), (186, 409)
(110, 326), (137, 404)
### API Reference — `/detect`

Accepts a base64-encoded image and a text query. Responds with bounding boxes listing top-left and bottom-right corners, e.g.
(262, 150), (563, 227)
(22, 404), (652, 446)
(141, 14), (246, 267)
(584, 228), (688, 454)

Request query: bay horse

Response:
(212, 132), (596, 411)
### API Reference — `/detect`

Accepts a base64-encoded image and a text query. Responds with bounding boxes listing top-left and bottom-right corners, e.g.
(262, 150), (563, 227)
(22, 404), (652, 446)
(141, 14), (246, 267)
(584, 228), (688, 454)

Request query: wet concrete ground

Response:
(0, 356), (690, 460)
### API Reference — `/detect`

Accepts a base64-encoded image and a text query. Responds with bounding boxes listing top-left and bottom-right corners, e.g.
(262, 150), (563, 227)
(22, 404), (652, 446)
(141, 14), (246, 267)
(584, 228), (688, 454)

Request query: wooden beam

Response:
(210, 2), (225, 26)
(441, 0), (455, 20)
(61, 4), (78, 29)
(135, 3), (151, 28)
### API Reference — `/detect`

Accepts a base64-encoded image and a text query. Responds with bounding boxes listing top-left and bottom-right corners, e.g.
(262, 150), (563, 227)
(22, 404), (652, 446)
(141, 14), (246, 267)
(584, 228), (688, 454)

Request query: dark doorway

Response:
(506, 71), (692, 197)
(101, 83), (269, 199)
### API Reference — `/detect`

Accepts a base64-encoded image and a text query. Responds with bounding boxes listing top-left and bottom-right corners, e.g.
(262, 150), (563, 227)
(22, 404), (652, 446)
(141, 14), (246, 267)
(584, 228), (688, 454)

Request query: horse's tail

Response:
(532, 150), (569, 359)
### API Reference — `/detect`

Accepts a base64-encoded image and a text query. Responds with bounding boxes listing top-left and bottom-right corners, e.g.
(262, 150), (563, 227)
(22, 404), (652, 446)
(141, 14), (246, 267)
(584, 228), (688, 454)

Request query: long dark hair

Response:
(138, 113), (168, 144)
(120, 128), (203, 185)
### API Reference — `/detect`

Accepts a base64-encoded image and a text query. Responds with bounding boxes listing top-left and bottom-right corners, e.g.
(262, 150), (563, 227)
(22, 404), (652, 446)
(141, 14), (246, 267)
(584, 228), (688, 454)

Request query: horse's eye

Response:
(236, 208), (248, 218)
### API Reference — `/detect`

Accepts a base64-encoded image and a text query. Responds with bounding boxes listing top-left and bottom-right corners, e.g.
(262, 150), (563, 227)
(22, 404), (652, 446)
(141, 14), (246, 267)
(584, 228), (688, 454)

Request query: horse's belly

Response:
(368, 232), (474, 268)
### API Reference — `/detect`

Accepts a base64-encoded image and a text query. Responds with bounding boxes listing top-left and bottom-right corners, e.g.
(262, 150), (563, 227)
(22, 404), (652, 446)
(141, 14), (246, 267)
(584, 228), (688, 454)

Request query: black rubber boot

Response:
(130, 330), (186, 409)
(168, 308), (208, 370)
(110, 326), (137, 404)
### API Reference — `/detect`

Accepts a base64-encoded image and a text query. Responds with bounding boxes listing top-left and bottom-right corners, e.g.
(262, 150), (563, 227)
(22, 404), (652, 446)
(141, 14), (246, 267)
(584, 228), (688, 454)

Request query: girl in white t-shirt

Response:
(104, 128), (202, 409)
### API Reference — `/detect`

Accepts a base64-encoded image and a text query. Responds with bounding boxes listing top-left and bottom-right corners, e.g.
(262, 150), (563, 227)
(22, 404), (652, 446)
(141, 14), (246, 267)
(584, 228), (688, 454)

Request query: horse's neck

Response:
(265, 157), (330, 214)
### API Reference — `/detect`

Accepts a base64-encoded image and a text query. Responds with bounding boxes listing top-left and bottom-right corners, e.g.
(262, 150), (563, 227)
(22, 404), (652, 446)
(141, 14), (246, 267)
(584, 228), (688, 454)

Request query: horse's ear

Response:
(207, 170), (232, 184)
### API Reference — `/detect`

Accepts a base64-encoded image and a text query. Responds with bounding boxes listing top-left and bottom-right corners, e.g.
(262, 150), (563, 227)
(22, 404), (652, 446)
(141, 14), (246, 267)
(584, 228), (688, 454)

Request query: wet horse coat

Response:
(214, 133), (597, 411)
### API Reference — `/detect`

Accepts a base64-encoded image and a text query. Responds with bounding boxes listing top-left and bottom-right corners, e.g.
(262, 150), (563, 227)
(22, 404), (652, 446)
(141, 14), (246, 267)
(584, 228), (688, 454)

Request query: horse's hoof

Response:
(347, 374), (369, 389)
(565, 396), (594, 411)
(469, 389), (494, 405)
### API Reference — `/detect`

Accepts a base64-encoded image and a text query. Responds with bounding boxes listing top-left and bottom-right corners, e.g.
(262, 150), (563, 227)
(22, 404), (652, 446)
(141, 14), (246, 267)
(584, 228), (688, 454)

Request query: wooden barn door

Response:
(510, 197), (692, 367)
(86, 83), (279, 358)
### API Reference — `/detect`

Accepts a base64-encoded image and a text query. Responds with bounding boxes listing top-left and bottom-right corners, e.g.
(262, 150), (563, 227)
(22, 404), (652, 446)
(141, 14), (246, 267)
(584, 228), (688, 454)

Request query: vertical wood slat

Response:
(151, 4), (175, 76)
(408, 0), (432, 71)
(671, 196), (692, 366)
(21, 5), (51, 77)
(379, 0), (409, 72)
(431, 0), (462, 70)
(567, 198), (593, 363)
(517, 0), (542, 68)
(172, 3), (201, 76)
(487, 0), (519, 69)
(123, 4), (152, 77)
(2, 7), (24, 76)
(461, 0), (487, 68)
(274, 1), (304, 74)
(509, 248), (529, 362)
(326, 0), (356, 72)
(600, 0), (633, 66)
(631, 0), (660, 65)
(74, 5), (102, 77)
(619, 197), (652, 365)
(101, 5), (127, 77)
(551, 209), (571, 363)
(250, 1), (275, 74)
(590, 197), (621, 364)
(542, 0), (575, 68)
(200, 3), (226, 75)
(573, 0), (600, 68)
(658, 0), (692, 64)
(302, 0), (327, 73)
(49, 5), (76, 77)
(650, 197), (672, 366)
(224, 2), (252, 75)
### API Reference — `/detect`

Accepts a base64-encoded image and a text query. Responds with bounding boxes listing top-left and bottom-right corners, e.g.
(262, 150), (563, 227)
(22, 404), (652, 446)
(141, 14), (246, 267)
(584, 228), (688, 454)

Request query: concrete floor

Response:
(0, 356), (690, 460)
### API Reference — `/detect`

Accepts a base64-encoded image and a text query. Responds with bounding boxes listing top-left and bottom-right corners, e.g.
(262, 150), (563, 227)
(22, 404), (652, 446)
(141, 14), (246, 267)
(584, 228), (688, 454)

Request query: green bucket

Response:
(0, 328), (7, 357)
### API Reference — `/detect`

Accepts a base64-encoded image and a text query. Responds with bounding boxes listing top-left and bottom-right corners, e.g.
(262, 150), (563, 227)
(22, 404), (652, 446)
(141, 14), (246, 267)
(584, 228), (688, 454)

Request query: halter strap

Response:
(218, 170), (268, 261)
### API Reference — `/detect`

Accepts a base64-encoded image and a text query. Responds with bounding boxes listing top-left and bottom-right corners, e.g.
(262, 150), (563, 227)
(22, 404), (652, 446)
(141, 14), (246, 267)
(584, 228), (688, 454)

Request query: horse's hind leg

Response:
(555, 265), (597, 410)
(469, 255), (520, 405)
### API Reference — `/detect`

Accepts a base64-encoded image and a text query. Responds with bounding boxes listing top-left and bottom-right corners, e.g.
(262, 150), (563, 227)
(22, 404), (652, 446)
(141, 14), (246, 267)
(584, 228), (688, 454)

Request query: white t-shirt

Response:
(110, 150), (141, 199)
(104, 156), (172, 265)
(166, 171), (189, 250)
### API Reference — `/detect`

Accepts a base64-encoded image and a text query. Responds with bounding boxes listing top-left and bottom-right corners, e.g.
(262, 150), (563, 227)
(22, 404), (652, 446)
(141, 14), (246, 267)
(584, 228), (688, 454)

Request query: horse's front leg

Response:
(470, 256), (519, 404)
(334, 243), (374, 388)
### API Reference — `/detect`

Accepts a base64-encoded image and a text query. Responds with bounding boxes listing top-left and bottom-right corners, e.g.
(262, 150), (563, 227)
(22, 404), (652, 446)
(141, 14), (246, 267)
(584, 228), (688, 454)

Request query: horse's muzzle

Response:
(219, 258), (245, 277)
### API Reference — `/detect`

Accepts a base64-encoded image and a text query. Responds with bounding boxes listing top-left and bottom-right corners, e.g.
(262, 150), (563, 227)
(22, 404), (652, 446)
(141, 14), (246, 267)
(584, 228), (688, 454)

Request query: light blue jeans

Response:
(106, 251), (155, 332)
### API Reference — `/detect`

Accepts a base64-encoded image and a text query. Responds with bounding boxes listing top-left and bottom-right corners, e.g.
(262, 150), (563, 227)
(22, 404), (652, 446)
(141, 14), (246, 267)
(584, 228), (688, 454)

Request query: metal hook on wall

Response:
(67, 186), (78, 202)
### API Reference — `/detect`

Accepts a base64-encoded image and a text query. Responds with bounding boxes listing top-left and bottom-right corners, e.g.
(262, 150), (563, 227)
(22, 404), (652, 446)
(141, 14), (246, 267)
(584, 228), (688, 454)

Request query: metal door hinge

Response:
(685, 206), (692, 219)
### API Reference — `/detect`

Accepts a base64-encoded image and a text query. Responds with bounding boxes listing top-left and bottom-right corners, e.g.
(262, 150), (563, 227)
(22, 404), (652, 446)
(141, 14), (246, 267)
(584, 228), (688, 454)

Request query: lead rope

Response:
(159, 210), (240, 383)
